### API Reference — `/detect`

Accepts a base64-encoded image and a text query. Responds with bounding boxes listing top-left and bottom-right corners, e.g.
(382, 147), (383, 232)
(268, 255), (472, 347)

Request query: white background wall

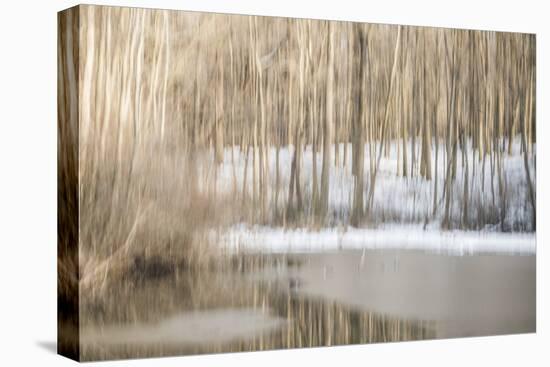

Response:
(0, 0), (547, 366)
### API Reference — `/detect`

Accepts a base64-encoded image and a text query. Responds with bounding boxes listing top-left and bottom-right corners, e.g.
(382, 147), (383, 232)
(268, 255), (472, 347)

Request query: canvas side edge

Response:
(57, 5), (80, 362)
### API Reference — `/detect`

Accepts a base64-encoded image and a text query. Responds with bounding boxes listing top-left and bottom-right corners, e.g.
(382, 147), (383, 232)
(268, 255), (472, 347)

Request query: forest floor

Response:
(207, 138), (536, 254)
(214, 138), (535, 232)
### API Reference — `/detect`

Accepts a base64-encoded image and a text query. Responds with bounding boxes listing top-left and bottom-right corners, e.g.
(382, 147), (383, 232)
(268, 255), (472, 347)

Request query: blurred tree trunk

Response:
(351, 24), (365, 226)
(319, 22), (334, 219)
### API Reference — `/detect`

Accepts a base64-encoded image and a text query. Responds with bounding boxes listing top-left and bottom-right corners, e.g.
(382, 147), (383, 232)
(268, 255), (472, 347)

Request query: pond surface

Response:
(295, 250), (535, 338)
(79, 249), (535, 360)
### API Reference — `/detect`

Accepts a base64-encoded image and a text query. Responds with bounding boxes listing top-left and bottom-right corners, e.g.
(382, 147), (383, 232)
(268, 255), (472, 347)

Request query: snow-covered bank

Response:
(207, 138), (535, 231)
(218, 225), (535, 255)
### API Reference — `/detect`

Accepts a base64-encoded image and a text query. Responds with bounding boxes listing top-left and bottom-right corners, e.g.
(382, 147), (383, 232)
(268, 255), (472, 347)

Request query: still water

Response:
(80, 249), (535, 360)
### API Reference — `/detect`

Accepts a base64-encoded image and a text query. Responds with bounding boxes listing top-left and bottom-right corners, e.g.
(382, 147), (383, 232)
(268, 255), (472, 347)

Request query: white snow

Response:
(193, 137), (536, 254)
(206, 138), (535, 231)
(217, 224), (536, 255)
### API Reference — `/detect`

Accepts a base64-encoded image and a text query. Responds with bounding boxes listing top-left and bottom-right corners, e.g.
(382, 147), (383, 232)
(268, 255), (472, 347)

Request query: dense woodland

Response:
(72, 7), (536, 272)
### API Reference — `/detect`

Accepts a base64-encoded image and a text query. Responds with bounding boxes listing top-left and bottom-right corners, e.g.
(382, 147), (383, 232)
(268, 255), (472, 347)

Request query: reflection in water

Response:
(79, 250), (533, 361)
(297, 250), (536, 338)
(81, 295), (434, 361)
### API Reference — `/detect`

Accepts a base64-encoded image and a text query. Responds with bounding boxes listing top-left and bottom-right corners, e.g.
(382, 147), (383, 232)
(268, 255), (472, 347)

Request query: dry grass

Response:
(75, 6), (238, 292)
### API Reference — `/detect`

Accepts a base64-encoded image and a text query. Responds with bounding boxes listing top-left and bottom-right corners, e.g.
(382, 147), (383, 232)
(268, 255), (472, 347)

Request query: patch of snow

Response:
(205, 137), (535, 231)
(217, 224), (535, 255)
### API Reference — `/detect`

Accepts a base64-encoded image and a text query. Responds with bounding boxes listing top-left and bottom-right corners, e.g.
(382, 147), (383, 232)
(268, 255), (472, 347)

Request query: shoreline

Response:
(218, 224), (536, 255)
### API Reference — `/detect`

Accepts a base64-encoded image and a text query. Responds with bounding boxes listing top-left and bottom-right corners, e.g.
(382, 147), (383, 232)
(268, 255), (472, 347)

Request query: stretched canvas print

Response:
(58, 4), (536, 361)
